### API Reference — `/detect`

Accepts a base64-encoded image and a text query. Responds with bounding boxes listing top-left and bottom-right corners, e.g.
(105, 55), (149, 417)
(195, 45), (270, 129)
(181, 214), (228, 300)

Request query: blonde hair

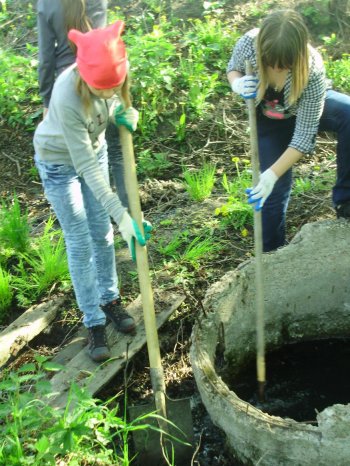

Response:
(257, 9), (309, 104)
(76, 73), (132, 115)
(62, 0), (91, 54)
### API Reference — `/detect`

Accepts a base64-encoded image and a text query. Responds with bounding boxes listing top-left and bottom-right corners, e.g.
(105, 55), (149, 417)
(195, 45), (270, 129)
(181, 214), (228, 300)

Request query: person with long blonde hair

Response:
(34, 21), (149, 362)
(227, 9), (350, 251)
(37, 0), (129, 208)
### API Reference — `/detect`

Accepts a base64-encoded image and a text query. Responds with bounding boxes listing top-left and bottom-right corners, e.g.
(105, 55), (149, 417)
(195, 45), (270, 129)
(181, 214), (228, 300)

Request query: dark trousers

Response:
(257, 89), (350, 252)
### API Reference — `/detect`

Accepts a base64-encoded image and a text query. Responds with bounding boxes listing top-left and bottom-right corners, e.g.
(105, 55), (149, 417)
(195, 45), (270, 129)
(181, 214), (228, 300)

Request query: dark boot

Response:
(335, 200), (350, 219)
(87, 325), (110, 362)
(101, 298), (136, 333)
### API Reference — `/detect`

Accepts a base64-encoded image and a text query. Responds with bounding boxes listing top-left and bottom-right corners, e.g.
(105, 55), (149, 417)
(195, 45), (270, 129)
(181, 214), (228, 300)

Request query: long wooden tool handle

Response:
(245, 61), (266, 396)
(119, 126), (167, 417)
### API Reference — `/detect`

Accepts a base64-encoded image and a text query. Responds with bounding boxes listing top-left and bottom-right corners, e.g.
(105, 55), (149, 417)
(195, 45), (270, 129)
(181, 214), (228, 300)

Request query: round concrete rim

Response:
(190, 220), (350, 465)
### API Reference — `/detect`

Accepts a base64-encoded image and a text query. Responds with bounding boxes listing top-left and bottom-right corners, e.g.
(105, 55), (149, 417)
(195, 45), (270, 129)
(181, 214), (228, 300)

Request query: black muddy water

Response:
(222, 338), (350, 423)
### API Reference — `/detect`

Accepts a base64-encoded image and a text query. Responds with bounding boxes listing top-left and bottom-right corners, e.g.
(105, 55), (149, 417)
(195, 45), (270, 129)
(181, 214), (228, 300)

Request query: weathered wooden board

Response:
(0, 296), (65, 369)
(48, 290), (185, 408)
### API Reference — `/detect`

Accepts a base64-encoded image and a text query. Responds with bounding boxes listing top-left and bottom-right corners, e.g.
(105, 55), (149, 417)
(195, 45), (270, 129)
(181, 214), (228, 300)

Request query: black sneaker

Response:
(335, 200), (350, 219)
(101, 298), (136, 334)
(87, 325), (110, 362)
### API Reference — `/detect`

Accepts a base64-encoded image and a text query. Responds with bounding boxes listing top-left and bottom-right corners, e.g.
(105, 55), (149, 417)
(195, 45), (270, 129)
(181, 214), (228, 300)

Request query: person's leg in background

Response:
(105, 122), (129, 209)
(318, 89), (350, 218)
(257, 114), (295, 252)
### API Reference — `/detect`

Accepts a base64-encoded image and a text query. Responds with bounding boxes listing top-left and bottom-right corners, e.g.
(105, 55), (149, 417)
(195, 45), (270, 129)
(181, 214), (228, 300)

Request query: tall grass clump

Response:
(0, 194), (30, 254)
(0, 265), (13, 321)
(183, 163), (216, 201)
(13, 217), (70, 307)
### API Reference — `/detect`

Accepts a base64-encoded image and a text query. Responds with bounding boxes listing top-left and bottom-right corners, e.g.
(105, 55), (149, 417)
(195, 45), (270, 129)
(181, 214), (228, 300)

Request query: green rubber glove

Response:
(114, 104), (139, 133)
(118, 211), (147, 261)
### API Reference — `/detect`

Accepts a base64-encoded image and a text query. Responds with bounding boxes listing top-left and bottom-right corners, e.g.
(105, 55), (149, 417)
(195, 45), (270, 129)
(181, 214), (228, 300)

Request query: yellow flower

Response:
(241, 228), (249, 237)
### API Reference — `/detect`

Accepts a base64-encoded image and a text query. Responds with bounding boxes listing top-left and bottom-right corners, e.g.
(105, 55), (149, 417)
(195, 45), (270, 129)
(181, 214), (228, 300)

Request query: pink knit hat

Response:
(68, 20), (127, 89)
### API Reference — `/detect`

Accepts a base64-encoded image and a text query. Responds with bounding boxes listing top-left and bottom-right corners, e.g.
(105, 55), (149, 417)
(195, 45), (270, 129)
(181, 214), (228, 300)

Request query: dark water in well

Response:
(222, 338), (350, 423)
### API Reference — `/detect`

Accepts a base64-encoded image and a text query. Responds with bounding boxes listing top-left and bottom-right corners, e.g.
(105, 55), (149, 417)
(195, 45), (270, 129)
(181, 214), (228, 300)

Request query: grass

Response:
(0, 265), (13, 321)
(13, 217), (70, 307)
(0, 357), (184, 465)
(182, 163), (216, 201)
(0, 194), (30, 254)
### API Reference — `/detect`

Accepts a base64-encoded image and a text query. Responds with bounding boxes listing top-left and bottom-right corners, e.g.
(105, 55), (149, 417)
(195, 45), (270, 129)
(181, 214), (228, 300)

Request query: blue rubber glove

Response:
(246, 168), (278, 211)
(119, 212), (147, 261)
(114, 104), (139, 133)
(231, 75), (259, 99)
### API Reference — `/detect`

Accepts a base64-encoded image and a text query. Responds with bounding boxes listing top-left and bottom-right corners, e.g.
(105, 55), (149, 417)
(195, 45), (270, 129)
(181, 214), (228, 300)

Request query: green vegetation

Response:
(0, 0), (347, 462)
(0, 195), (30, 255)
(0, 265), (13, 319)
(215, 157), (254, 229)
(325, 53), (350, 93)
(182, 163), (216, 201)
(14, 217), (70, 307)
(0, 212), (70, 319)
(0, 356), (178, 466)
(137, 149), (173, 178)
(0, 47), (40, 128)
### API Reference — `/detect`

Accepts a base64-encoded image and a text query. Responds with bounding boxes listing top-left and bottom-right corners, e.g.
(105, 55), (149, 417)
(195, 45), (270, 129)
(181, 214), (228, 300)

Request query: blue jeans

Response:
(105, 122), (129, 209)
(257, 89), (350, 252)
(35, 144), (119, 328)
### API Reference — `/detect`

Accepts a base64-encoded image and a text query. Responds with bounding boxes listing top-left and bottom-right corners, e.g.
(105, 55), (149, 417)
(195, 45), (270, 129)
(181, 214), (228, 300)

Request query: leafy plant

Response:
(222, 157), (252, 195)
(183, 163), (216, 201)
(137, 149), (173, 178)
(0, 46), (40, 128)
(215, 197), (253, 230)
(293, 177), (313, 196)
(0, 194), (30, 254)
(0, 265), (13, 320)
(216, 157), (254, 229)
(0, 357), (183, 465)
(324, 54), (350, 93)
(300, 0), (333, 27)
(126, 24), (178, 138)
(293, 169), (334, 197)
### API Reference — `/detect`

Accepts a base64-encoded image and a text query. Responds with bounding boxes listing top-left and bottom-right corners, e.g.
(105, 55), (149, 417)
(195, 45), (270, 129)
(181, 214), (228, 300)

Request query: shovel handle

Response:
(245, 61), (266, 389)
(119, 126), (167, 416)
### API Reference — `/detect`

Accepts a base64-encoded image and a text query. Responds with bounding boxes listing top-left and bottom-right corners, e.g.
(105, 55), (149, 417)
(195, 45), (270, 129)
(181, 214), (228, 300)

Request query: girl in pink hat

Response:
(37, 0), (129, 209)
(34, 21), (148, 362)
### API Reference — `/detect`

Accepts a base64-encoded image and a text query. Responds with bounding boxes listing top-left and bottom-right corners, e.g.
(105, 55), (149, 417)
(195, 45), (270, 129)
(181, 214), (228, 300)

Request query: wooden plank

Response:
(0, 296), (65, 369)
(48, 290), (185, 408)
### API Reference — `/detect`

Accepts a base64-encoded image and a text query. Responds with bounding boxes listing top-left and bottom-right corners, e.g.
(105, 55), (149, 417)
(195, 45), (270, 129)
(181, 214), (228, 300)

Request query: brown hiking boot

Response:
(87, 325), (110, 362)
(101, 298), (136, 334)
